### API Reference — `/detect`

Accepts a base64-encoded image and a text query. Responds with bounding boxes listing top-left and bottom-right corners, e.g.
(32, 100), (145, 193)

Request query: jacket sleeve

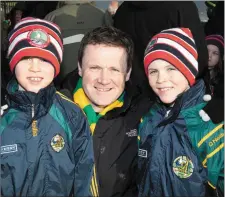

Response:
(197, 122), (224, 193)
(71, 109), (94, 196)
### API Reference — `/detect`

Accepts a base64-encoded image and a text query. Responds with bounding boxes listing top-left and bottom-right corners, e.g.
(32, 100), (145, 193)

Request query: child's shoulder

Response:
(54, 91), (82, 113)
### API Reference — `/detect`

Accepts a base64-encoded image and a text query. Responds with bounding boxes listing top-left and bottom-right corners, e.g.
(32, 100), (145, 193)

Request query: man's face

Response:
(78, 44), (131, 112)
(15, 57), (55, 93)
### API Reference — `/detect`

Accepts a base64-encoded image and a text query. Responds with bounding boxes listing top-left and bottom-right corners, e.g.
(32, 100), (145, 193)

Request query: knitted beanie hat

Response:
(144, 28), (198, 86)
(206, 34), (224, 57)
(7, 17), (63, 77)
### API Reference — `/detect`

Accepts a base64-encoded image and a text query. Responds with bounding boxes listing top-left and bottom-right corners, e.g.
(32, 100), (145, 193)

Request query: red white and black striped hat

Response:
(206, 34), (224, 57)
(144, 28), (198, 86)
(7, 17), (63, 77)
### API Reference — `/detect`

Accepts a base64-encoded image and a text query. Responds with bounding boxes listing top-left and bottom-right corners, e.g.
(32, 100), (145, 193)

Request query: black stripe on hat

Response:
(9, 21), (63, 41)
(8, 40), (61, 63)
(150, 43), (198, 76)
(161, 30), (196, 50)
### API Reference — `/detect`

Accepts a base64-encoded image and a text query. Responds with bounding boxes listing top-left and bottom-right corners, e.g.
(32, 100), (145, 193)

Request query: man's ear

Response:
(78, 62), (82, 77)
(125, 67), (132, 81)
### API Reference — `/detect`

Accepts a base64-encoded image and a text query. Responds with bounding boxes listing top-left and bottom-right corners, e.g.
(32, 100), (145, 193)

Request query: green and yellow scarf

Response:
(73, 78), (125, 135)
(73, 78), (124, 196)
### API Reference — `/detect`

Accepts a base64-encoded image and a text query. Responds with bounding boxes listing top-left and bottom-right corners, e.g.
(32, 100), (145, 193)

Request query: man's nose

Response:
(98, 69), (110, 84)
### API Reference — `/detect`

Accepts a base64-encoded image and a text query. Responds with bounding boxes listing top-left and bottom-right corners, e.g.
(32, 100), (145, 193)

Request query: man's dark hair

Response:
(78, 26), (134, 72)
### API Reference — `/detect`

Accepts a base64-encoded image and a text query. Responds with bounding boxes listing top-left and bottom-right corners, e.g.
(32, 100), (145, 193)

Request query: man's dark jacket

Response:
(62, 70), (152, 197)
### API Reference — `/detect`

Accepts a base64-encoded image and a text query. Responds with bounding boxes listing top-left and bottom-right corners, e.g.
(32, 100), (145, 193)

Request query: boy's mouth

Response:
(27, 77), (43, 82)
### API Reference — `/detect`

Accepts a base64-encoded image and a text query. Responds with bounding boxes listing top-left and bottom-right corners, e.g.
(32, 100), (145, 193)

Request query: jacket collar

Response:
(156, 80), (206, 127)
(6, 77), (55, 118)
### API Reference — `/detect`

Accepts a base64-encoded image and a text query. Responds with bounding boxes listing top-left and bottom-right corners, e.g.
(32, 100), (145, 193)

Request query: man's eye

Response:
(90, 66), (100, 70)
(111, 68), (119, 72)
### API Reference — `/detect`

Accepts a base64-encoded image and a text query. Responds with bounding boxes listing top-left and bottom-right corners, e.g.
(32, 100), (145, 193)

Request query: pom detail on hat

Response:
(203, 94), (212, 102)
(199, 109), (211, 122)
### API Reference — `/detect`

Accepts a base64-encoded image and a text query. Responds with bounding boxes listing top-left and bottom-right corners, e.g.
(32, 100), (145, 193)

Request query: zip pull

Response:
(32, 104), (35, 118)
(165, 110), (171, 118)
(31, 104), (38, 136)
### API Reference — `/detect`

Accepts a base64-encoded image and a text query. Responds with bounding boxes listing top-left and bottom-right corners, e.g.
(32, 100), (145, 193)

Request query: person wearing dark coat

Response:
(62, 26), (152, 197)
(205, 1), (224, 36)
(113, 1), (209, 98)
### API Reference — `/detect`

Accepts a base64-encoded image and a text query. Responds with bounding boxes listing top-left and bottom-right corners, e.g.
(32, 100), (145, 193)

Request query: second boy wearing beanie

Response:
(138, 27), (224, 197)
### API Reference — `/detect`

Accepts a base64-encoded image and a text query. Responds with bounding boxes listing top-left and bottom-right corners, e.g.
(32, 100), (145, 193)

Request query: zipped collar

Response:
(156, 80), (206, 127)
(6, 77), (55, 120)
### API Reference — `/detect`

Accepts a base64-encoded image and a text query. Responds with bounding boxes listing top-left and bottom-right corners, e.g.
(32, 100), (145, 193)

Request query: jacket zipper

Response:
(31, 104), (38, 136)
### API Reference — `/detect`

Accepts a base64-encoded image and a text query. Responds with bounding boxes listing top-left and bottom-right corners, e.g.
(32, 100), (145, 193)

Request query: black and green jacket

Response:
(1, 78), (94, 196)
(138, 80), (224, 197)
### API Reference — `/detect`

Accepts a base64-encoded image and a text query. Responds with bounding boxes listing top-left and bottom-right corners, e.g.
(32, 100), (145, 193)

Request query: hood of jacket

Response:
(6, 77), (55, 121)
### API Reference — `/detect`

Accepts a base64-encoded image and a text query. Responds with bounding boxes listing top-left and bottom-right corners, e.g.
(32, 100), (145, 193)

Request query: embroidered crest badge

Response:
(28, 29), (50, 48)
(173, 156), (194, 178)
(146, 38), (158, 50)
(51, 134), (65, 152)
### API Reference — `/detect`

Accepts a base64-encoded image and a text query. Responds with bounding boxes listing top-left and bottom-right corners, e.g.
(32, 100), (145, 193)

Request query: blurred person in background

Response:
(45, 1), (111, 88)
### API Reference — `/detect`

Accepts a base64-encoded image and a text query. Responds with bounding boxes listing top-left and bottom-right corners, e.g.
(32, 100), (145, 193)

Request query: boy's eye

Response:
(26, 58), (32, 61)
(167, 67), (176, 71)
(40, 58), (48, 62)
(149, 70), (157, 75)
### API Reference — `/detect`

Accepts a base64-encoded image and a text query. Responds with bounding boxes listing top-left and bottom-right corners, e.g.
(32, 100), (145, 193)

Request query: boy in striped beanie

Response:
(1, 17), (94, 196)
(138, 28), (224, 197)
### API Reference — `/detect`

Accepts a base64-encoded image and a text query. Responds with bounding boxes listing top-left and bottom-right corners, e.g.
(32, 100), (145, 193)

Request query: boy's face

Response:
(147, 59), (190, 104)
(207, 44), (220, 69)
(15, 57), (55, 93)
(78, 44), (131, 112)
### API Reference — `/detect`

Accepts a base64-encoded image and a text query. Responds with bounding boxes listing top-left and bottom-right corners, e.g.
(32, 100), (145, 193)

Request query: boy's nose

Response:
(29, 60), (41, 72)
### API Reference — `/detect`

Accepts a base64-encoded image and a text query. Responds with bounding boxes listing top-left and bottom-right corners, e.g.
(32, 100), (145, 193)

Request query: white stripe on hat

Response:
(162, 28), (195, 43)
(8, 31), (29, 56)
(160, 32), (197, 53)
(14, 18), (61, 34)
(157, 37), (198, 71)
(50, 35), (63, 62)
(145, 49), (196, 79)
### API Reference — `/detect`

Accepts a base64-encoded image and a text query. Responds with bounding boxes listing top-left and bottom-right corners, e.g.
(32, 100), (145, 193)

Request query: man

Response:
(62, 26), (152, 197)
